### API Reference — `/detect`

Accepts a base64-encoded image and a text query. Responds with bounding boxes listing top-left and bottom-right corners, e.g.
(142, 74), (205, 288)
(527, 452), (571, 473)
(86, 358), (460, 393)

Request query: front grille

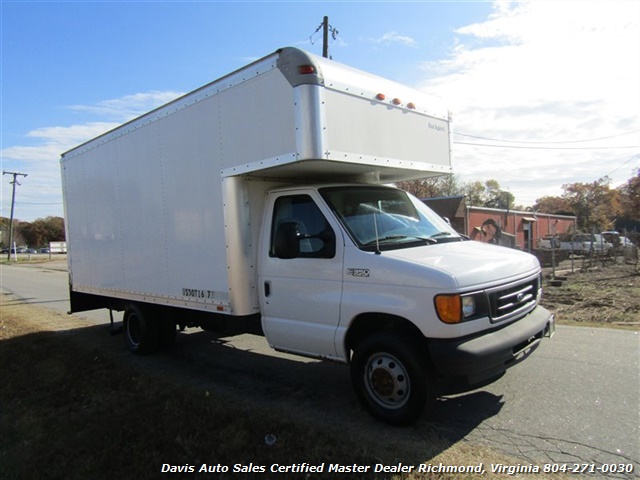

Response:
(488, 276), (539, 322)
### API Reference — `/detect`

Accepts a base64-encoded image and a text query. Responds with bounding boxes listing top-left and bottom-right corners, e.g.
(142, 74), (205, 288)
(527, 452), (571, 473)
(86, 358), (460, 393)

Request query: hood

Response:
(384, 240), (541, 290)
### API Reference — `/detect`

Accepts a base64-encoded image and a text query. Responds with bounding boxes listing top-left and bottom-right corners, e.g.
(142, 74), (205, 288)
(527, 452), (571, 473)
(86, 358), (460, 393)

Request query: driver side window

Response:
(270, 195), (336, 259)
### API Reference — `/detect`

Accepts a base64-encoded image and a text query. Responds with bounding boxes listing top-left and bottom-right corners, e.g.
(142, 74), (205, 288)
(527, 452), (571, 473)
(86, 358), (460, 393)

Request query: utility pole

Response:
(322, 16), (329, 58)
(3, 171), (28, 261)
(319, 16), (338, 58)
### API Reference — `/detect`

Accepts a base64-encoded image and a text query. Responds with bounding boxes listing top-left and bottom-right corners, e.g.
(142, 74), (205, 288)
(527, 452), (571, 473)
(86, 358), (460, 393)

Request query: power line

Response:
(602, 153), (640, 178)
(453, 141), (639, 150)
(454, 128), (640, 145)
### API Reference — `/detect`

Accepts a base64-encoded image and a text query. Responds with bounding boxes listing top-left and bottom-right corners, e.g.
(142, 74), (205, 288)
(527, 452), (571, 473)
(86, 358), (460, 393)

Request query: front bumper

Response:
(428, 306), (555, 391)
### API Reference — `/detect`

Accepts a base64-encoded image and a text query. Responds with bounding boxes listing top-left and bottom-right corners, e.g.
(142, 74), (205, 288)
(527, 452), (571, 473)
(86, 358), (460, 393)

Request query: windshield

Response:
(320, 186), (463, 252)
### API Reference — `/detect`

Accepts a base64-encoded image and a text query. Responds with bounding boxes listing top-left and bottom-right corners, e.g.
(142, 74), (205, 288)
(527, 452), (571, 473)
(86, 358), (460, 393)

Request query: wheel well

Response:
(344, 313), (426, 355)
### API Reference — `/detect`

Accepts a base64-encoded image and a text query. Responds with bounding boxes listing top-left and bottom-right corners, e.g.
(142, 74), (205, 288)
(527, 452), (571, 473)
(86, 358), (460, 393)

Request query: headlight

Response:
(435, 294), (480, 324)
(462, 295), (476, 317)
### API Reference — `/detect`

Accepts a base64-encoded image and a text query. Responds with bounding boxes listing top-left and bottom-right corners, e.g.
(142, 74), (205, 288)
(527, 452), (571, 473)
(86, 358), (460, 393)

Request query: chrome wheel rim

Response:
(364, 353), (410, 409)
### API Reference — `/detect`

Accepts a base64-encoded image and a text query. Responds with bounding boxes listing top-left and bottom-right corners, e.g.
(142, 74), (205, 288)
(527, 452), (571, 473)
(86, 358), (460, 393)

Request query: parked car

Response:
(538, 236), (560, 249)
(620, 236), (635, 248)
(2, 247), (29, 254)
(619, 236), (638, 264)
(570, 234), (613, 256)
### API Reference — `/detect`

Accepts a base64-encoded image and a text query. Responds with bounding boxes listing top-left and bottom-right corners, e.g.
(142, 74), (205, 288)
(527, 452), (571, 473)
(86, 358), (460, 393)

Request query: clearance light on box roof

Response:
(298, 65), (315, 74)
(375, 93), (415, 109)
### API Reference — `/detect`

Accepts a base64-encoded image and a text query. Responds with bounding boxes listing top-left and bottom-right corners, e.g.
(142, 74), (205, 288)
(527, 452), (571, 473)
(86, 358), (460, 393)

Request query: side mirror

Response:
(273, 222), (300, 259)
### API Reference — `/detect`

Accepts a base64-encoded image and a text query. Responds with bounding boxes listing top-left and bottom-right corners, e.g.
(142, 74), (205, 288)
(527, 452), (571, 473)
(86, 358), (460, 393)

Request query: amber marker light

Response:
(375, 93), (386, 101)
(407, 102), (416, 109)
(435, 295), (462, 324)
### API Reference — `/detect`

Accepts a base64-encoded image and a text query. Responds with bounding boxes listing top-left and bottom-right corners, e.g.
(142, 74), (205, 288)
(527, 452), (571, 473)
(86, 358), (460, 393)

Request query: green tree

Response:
(461, 179), (513, 208)
(617, 170), (639, 221)
(561, 177), (621, 231)
(533, 195), (573, 215)
(1, 217), (26, 248)
(17, 216), (65, 247)
(395, 174), (462, 199)
(461, 181), (485, 206)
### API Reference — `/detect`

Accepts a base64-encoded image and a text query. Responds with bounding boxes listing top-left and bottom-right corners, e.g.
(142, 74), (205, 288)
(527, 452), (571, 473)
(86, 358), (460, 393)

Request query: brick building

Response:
(423, 196), (577, 251)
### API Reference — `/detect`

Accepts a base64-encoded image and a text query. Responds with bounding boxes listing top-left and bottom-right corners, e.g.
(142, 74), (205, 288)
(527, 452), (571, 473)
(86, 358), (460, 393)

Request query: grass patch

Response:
(541, 263), (640, 329)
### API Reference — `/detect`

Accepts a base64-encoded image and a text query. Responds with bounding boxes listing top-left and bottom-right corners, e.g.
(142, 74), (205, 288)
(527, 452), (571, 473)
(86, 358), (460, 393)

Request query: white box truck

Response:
(61, 47), (554, 425)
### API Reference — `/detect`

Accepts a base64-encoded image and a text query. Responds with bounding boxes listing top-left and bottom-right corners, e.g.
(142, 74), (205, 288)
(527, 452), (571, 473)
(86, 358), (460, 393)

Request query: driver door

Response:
(259, 191), (344, 359)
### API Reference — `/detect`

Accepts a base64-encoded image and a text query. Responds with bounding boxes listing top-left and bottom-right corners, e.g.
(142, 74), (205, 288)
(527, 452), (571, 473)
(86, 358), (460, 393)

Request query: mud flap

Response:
(545, 314), (556, 338)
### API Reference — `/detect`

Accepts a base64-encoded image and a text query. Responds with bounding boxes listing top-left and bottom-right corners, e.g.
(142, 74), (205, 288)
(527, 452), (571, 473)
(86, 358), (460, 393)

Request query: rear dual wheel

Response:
(351, 331), (435, 425)
(123, 304), (176, 354)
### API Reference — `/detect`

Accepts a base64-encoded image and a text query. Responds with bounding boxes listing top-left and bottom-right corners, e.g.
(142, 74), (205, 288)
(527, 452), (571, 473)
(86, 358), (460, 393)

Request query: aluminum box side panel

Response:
(61, 52), (285, 160)
(62, 67), (302, 315)
(323, 88), (451, 174)
(63, 94), (232, 312)
(157, 98), (231, 309)
(217, 70), (298, 175)
(63, 136), (127, 292)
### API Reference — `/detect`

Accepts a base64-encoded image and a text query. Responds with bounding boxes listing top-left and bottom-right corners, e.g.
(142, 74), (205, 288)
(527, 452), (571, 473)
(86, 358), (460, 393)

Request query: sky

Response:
(1, 0), (639, 222)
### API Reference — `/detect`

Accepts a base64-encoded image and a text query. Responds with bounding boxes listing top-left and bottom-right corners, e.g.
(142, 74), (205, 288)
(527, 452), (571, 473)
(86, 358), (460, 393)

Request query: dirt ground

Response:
(540, 257), (640, 328)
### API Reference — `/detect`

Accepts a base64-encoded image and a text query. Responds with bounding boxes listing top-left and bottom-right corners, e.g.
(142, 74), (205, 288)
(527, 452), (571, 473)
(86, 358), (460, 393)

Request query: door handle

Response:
(264, 281), (271, 297)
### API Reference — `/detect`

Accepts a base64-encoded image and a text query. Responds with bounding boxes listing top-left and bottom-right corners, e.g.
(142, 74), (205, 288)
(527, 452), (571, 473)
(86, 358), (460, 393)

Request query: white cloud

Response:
(371, 31), (417, 48)
(418, 0), (640, 206)
(68, 91), (183, 122)
(1, 92), (181, 221)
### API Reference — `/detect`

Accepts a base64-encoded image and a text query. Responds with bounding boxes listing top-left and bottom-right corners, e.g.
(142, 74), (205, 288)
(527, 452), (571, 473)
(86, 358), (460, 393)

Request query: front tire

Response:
(351, 331), (435, 425)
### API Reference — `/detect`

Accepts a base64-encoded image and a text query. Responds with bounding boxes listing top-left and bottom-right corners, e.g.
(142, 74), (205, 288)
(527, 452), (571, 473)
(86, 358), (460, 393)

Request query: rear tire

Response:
(350, 331), (435, 425)
(123, 304), (159, 355)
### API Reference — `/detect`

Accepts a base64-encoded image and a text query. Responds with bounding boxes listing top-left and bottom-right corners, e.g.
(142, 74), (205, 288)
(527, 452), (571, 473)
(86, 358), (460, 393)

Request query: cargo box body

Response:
(61, 47), (451, 316)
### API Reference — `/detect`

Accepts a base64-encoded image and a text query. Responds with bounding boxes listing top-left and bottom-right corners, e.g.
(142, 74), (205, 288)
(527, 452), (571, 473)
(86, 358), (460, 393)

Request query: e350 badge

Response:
(346, 268), (370, 278)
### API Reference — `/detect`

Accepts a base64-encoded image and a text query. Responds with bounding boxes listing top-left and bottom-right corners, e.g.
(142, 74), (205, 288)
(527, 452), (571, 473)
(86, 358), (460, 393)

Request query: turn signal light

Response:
(435, 295), (462, 324)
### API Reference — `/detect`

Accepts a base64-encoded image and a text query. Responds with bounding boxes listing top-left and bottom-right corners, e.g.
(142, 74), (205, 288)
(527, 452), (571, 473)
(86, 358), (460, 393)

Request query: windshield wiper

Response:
(410, 236), (437, 244)
(430, 231), (453, 239)
(363, 235), (408, 246)
(363, 235), (436, 247)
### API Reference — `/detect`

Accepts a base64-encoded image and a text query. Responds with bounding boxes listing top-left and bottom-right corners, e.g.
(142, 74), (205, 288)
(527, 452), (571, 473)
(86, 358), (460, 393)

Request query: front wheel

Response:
(350, 331), (435, 425)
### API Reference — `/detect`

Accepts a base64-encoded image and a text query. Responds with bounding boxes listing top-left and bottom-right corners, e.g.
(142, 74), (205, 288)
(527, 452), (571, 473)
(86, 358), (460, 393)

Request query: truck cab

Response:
(259, 183), (554, 424)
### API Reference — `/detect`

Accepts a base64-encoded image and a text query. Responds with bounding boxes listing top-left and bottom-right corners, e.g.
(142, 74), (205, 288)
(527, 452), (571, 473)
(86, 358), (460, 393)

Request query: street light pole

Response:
(3, 171), (28, 261)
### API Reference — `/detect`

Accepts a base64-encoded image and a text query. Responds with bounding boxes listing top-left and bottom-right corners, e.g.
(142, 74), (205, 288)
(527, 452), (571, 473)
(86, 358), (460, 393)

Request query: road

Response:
(2, 260), (639, 478)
